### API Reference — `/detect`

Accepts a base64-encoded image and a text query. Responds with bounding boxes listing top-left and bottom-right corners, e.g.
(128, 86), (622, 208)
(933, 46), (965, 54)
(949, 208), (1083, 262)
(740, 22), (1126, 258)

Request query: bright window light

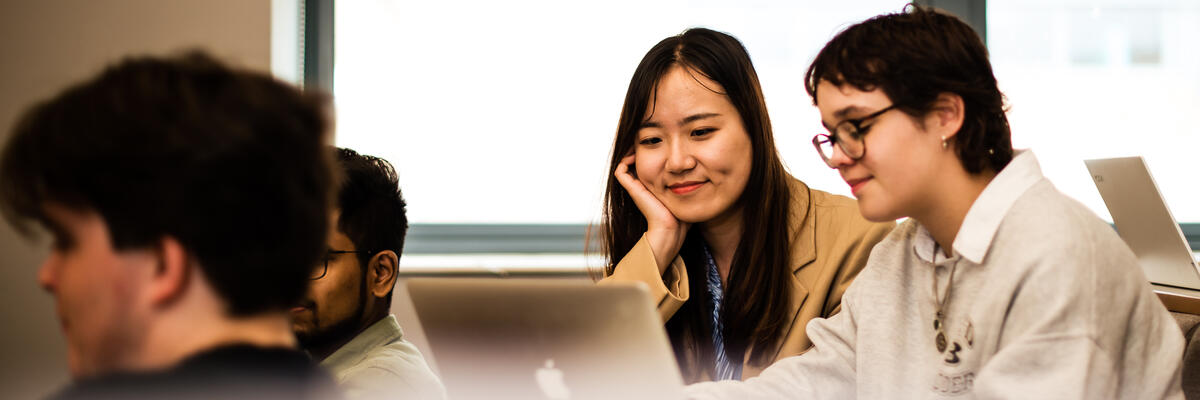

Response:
(334, 0), (908, 224)
(989, 0), (1200, 222)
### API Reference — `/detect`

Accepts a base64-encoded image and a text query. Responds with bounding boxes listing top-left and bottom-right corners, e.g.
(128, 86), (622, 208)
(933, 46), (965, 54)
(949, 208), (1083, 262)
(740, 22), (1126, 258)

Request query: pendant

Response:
(965, 321), (974, 348)
(933, 315), (946, 352)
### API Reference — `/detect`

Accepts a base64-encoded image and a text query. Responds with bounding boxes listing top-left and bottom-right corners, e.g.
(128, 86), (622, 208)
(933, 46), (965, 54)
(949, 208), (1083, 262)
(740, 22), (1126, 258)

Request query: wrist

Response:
(646, 227), (684, 275)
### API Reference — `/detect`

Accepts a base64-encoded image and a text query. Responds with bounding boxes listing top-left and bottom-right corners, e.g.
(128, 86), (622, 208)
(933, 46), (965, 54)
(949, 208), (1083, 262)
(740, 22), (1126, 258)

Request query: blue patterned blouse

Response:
(702, 243), (742, 381)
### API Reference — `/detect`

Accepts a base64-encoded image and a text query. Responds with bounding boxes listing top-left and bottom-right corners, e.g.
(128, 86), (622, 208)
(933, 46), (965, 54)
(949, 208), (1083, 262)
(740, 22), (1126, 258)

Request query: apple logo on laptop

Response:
(535, 359), (571, 399)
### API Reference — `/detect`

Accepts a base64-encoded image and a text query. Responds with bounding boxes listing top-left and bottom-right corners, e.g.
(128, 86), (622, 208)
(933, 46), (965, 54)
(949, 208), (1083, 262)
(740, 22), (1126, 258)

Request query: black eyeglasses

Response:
(812, 104), (899, 167)
(310, 249), (374, 280)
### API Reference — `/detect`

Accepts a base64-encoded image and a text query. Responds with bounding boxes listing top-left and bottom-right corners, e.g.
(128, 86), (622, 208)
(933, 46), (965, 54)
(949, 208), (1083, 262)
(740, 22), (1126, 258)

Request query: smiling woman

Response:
(597, 28), (894, 384)
(630, 66), (753, 234)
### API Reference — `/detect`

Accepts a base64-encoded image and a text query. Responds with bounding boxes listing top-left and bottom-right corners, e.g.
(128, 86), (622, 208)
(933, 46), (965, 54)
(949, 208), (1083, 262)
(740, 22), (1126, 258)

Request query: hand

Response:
(614, 154), (691, 275)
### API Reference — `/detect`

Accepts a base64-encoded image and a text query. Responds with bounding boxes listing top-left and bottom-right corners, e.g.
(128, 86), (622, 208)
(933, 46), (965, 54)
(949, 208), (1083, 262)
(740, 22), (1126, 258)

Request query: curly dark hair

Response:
(805, 5), (1013, 174)
(0, 51), (335, 316)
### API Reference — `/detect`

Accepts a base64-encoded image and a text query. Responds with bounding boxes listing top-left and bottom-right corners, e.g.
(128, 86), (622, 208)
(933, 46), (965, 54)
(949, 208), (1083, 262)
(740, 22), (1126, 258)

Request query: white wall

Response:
(0, 1), (272, 397)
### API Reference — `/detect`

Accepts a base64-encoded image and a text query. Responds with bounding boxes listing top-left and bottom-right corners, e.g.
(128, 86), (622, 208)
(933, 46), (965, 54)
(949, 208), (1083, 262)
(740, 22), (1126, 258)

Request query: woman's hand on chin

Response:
(616, 154), (691, 275)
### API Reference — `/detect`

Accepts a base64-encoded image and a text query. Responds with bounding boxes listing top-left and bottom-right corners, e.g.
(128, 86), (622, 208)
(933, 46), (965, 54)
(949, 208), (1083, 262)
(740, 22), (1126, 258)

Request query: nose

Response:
(37, 253), (60, 293)
(827, 142), (856, 169)
(665, 139), (696, 174)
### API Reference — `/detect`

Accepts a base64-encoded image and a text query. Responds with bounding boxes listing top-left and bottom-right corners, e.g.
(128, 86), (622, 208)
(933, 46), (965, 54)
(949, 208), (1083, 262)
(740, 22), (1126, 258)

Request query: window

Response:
(333, 1), (910, 228)
(332, 1), (1200, 265)
(988, 0), (1200, 223)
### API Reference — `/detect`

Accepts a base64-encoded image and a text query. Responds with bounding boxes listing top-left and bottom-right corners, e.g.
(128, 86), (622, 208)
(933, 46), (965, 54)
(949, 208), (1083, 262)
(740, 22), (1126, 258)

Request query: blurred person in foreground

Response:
(293, 147), (445, 400)
(686, 6), (1183, 399)
(0, 52), (341, 399)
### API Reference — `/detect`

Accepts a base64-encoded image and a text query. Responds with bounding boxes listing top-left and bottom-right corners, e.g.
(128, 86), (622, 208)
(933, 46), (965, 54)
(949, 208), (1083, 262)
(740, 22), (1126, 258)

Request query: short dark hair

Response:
(805, 5), (1013, 174)
(334, 148), (408, 299)
(0, 51), (334, 316)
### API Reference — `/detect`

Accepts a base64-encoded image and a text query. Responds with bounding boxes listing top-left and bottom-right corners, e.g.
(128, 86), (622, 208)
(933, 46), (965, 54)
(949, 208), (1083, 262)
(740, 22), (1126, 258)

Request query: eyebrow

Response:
(640, 112), (721, 129)
(821, 105), (870, 130)
(39, 216), (71, 242)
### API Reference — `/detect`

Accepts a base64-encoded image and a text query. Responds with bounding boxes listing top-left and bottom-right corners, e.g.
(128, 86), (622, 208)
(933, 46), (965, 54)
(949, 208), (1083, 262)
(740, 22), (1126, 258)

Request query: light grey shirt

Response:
(321, 315), (446, 400)
(687, 150), (1184, 399)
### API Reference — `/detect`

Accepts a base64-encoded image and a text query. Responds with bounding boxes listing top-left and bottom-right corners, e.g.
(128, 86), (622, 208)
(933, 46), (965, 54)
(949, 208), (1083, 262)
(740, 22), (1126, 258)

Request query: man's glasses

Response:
(812, 104), (898, 167)
(310, 249), (374, 280)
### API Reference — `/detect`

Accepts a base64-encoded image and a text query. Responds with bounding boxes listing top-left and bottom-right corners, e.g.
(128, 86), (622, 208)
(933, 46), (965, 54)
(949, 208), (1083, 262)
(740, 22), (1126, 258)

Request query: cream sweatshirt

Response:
(687, 151), (1184, 399)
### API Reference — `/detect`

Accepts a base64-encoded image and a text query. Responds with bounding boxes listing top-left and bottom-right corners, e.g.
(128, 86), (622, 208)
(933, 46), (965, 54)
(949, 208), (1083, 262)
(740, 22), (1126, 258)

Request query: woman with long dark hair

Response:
(599, 27), (893, 383)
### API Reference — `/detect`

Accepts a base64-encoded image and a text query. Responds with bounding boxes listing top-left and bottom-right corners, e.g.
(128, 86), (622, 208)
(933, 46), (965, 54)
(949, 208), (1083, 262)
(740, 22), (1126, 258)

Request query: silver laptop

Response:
(406, 278), (684, 400)
(1085, 156), (1200, 290)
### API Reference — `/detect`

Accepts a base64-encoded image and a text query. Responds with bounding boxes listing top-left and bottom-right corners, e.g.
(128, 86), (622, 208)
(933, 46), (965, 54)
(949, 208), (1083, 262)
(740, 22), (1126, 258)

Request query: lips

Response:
(668, 181), (706, 195)
(845, 177), (872, 195)
(54, 307), (68, 330)
(290, 301), (315, 313)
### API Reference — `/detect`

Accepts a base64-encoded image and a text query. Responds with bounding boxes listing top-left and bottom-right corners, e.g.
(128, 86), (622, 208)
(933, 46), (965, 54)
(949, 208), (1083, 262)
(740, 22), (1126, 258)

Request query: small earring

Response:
(941, 136), (948, 149)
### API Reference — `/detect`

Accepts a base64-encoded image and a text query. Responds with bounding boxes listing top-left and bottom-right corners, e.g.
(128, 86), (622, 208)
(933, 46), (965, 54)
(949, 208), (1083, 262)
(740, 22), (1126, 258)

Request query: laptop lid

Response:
(406, 278), (684, 400)
(1085, 156), (1200, 289)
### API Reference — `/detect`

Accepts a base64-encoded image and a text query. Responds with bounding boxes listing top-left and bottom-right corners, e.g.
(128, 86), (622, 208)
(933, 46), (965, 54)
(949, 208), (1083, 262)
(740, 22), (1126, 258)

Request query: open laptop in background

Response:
(1085, 156), (1200, 291)
(406, 278), (684, 400)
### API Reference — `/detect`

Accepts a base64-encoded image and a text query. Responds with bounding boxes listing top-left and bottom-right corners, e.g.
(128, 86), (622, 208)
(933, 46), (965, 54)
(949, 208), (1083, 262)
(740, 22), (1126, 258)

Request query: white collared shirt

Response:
(321, 315), (447, 400)
(913, 149), (1042, 265)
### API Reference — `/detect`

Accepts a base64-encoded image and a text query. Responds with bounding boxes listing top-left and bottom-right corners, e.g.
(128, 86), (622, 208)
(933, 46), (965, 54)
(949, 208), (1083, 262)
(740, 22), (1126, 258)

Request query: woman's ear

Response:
(148, 236), (190, 307)
(927, 92), (966, 142)
(368, 250), (399, 299)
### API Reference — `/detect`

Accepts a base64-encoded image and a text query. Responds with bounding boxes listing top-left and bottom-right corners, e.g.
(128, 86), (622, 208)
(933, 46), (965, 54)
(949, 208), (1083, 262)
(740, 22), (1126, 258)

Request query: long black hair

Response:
(600, 28), (794, 381)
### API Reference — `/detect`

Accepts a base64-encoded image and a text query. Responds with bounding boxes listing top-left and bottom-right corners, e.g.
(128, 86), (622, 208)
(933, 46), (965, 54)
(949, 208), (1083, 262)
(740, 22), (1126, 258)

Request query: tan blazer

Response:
(602, 177), (893, 381)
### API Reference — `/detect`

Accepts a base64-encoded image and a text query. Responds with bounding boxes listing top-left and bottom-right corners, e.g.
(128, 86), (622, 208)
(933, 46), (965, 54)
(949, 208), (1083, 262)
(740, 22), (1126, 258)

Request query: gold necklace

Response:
(932, 243), (957, 353)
